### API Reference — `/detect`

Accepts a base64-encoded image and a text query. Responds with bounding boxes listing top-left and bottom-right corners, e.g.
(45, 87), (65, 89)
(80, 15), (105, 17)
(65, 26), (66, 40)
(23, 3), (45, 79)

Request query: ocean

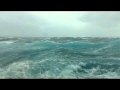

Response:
(0, 37), (120, 78)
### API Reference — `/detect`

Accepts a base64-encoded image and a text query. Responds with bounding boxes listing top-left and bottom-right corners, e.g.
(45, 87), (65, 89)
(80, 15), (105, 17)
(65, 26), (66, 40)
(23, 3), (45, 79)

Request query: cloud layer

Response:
(0, 11), (120, 37)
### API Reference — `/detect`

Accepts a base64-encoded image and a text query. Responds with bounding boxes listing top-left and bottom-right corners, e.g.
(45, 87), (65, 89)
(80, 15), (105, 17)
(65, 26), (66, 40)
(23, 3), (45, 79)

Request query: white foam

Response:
(0, 41), (15, 44)
(0, 59), (119, 79)
(81, 66), (120, 79)
(57, 64), (80, 79)
(0, 60), (32, 78)
(93, 45), (112, 53)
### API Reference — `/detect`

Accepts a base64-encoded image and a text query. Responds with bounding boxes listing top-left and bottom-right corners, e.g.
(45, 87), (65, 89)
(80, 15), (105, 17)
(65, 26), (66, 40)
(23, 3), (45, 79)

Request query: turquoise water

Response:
(0, 37), (120, 78)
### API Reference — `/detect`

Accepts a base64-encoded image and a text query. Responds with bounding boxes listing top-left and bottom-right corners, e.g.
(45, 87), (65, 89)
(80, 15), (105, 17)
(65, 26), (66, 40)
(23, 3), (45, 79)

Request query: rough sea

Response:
(0, 37), (120, 79)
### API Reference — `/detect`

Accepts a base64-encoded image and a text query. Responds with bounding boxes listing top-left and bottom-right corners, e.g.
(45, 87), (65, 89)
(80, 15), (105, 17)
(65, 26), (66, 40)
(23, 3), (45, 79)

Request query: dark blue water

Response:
(0, 37), (120, 78)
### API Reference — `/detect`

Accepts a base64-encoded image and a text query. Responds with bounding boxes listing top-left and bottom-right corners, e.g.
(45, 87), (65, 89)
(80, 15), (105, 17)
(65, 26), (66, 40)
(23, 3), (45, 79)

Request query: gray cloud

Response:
(78, 12), (120, 28)
(77, 12), (120, 37)
(0, 11), (120, 37)
(0, 12), (48, 37)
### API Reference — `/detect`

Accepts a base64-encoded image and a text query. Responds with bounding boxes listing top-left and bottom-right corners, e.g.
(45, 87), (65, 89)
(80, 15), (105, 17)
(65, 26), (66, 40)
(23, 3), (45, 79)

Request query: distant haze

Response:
(0, 11), (120, 37)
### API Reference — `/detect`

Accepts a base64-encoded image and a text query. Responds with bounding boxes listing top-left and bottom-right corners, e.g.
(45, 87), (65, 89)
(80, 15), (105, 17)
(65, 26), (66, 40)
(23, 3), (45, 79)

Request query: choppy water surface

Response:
(0, 37), (120, 78)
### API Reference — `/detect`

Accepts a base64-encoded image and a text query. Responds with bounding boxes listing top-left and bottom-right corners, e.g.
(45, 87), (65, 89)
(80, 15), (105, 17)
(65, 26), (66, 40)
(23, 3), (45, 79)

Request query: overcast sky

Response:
(0, 11), (120, 37)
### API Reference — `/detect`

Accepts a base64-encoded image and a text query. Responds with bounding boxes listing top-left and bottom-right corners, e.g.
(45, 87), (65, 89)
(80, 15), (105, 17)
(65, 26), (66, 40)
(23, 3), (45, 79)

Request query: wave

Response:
(0, 37), (120, 78)
(0, 59), (120, 78)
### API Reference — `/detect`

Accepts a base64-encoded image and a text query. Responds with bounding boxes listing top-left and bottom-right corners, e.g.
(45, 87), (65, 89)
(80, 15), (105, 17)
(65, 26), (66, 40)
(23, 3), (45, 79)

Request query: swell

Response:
(0, 38), (120, 66)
